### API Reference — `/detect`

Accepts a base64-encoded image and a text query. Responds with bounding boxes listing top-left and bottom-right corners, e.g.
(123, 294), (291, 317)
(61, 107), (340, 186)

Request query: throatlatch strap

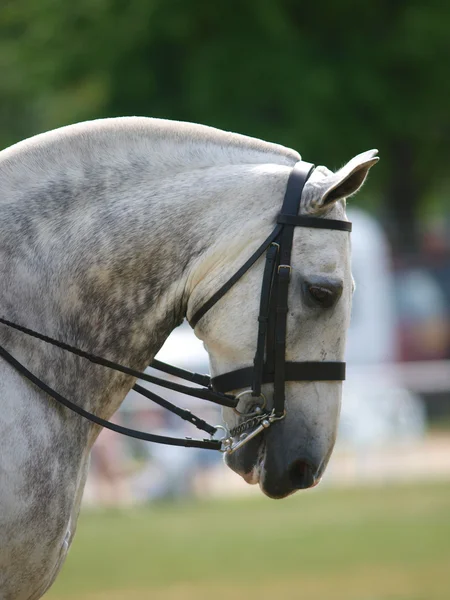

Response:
(189, 225), (283, 328)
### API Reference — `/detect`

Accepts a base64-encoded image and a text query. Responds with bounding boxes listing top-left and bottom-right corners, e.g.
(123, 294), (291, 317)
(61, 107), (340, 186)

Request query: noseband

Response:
(0, 161), (351, 454)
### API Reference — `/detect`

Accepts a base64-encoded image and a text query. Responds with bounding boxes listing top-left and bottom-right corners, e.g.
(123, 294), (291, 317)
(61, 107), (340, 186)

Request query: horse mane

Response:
(0, 117), (300, 191)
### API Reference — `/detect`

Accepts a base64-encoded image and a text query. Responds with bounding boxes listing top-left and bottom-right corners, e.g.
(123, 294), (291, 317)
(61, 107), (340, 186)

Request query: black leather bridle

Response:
(188, 161), (351, 451)
(0, 160), (351, 453)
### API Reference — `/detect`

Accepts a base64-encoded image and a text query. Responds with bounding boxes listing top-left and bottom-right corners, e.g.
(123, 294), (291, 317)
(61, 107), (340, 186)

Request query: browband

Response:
(277, 214), (352, 231)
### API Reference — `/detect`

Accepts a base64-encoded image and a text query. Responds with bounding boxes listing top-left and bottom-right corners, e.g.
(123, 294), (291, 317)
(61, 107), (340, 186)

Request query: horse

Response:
(0, 117), (378, 599)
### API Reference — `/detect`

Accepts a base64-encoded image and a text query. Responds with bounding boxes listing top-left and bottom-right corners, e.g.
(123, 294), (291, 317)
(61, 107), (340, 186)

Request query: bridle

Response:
(0, 160), (351, 454)
(189, 160), (351, 451)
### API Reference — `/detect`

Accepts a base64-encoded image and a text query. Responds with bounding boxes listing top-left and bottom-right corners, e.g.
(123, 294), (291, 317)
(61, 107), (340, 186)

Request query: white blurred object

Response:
(341, 208), (426, 446)
(338, 382), (426, 447)
(155, 324), (207, 369)
(346, 208), (397, 364)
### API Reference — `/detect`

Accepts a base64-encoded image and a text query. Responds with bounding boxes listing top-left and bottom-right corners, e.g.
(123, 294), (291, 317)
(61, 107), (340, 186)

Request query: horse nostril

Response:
(288, 459), (315, 490)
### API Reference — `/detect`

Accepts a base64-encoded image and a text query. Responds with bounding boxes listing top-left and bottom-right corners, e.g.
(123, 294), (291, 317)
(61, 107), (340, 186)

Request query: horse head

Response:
(188, 150), (378, 498)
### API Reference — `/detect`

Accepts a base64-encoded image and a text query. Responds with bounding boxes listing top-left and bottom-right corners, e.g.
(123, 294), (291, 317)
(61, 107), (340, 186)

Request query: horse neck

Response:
(0, 160), (287, 422)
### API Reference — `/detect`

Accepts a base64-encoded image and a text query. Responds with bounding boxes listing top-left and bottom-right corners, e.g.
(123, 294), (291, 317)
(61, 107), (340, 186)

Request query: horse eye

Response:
(308, 285), (336, 308)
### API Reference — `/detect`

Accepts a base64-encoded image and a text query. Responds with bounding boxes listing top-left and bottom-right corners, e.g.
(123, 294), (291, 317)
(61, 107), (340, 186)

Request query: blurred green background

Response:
(1, 2), (449, 599)
(1, 0), (449, 253)
(47, 483), (450, 600)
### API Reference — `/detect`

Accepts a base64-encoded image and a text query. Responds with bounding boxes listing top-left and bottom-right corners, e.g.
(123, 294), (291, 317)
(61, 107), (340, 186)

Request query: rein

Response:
(0, 317), (231, 451)
(0, 160), (352, 454)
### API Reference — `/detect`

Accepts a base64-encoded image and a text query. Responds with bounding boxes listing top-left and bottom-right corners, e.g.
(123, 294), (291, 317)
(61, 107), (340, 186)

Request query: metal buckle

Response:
(277, 264), (291, 275)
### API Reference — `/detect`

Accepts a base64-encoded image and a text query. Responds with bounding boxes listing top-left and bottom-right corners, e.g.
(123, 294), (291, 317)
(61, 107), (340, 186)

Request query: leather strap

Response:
(277, 214), (352, 232)
(211, 362), (346, 393)
(251, 243), (279, 397)
(0, 317), (236, 408)
(150, 358), (211, 388)
(272, 162), (315, 415)
(189, 225), (283, 328)
(0, 345), (221, 450)
(133, 384), (217, 436)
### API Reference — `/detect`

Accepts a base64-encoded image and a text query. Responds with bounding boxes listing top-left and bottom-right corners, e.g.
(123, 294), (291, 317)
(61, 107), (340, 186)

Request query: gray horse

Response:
(0, 117), (377, 599)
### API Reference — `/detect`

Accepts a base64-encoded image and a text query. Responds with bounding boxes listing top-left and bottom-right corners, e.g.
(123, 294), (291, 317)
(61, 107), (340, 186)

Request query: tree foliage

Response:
(1, 0), (448, 251)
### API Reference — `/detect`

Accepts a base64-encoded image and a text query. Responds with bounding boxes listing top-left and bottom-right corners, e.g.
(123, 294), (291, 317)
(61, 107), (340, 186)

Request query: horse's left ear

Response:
(305, 150), (379, 213)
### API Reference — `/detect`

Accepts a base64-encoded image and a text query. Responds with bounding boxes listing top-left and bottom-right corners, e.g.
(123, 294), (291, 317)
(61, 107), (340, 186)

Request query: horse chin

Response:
(225, 443), (296, 499)
(224, 436), (266, 486)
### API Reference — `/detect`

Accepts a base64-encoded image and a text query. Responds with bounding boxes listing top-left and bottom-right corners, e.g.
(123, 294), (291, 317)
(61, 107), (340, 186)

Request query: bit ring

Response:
(213, 425), (230, 440)
(233, 390), (266, 418)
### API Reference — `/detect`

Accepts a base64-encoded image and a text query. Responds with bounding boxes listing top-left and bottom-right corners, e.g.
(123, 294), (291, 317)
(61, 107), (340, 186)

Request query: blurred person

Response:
(395, 268), (449, 361)
(130, 408), (199, 501)
(422, 219), (450, 358)
(90, 416), (134, 507)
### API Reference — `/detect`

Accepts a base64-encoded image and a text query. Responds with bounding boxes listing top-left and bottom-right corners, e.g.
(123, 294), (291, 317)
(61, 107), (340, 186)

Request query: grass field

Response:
(47, 481), (450, 600)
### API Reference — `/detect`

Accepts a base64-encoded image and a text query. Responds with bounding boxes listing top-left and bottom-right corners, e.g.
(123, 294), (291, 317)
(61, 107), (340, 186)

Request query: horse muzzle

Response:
(224, 409), (335, 498)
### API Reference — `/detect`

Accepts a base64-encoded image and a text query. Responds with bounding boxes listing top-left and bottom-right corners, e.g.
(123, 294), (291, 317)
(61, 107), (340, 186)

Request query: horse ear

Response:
(305, 150), (379, 213)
